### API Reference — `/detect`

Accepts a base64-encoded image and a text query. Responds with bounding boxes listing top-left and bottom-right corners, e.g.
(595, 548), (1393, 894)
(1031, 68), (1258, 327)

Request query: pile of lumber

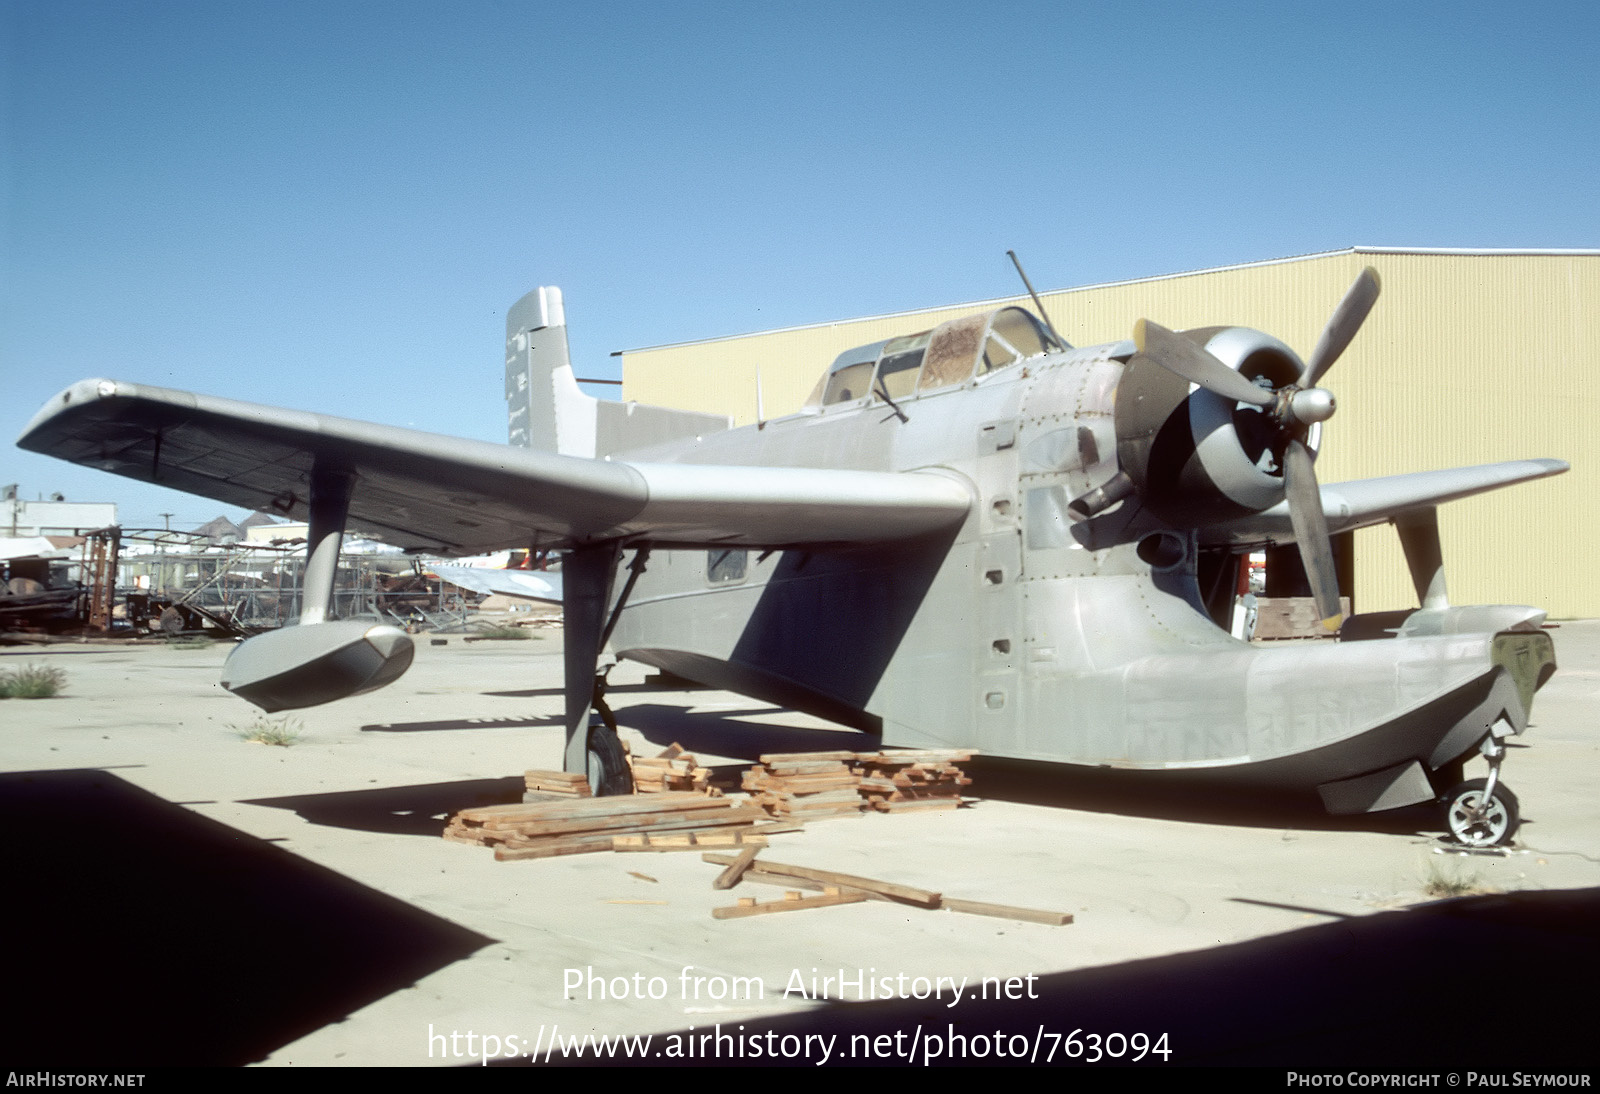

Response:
(742, 748), (975, 819)
(631, 743), (717, 795)
(742, 751), (865, 820)
(445, 791), (767, 862)
(855, 749), (973, 812)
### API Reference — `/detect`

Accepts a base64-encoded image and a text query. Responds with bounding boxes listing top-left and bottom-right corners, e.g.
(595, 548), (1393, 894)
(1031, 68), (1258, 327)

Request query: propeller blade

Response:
(1301, 266), (1380, 388)
(1134, 320), (1275, 407)
(1282, 439), (1343, 631)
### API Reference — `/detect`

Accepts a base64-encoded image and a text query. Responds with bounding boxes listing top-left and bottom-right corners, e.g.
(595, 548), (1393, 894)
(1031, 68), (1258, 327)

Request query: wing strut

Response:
(219, 464), (415, 711)
(302, 466), (355, 625)
(1394, 507), (1449, 610)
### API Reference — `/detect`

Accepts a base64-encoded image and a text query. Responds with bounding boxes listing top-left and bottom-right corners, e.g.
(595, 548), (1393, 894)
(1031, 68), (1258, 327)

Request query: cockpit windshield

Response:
(806, 306), (1063, 408)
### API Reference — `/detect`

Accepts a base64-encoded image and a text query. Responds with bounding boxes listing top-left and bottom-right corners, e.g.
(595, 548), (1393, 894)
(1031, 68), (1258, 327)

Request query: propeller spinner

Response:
(1131, 267), (1381, 631)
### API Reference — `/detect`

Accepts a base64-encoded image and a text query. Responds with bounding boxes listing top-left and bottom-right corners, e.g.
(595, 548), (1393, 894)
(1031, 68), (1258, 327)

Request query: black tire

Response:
(586, 724), (633, 797)
(1443, 778), (1520, 847)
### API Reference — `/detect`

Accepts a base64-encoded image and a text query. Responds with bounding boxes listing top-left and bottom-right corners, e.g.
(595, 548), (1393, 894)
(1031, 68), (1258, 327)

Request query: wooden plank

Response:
(873, 800), (961, 813)
(712, 862), (1074, 926)
(713, 888), (867, 919)
(523, 769), (589, 785)
(611, 836), (768, 853)
(469, 798), (751, 831)
(855, 750), (975, 764)
(457, 791), (719, 823)
(713, 845), (761, 890)
(941, 898), (1074, 926)
(758, 751), (859, 764)
(482, 803), (763, 839)
(494, 834), (617, 861)
(699, 854), (939, 907)
(500, 807), (766, 843)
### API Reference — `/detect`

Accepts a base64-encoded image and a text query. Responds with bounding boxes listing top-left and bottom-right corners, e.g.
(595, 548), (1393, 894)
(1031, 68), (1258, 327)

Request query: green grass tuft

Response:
(236, 714), (304, 747)
(0, 664), (67, 699)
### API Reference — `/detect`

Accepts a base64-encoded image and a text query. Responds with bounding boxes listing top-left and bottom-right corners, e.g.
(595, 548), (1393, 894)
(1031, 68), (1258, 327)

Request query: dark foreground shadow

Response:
(513, 886), (1600, 1067)
(1, 769), (493, 1066)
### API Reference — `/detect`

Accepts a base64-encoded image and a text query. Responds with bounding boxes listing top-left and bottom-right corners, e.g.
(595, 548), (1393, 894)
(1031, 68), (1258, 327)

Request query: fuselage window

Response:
(822, 362), (874, 405)
(876, 348), (924, 400)
(979, 333), (1020, 374)
(918, 312), (988, 391)
(707, 548), (747, 584)
(874, 331), (930, 401)
(990, 308), (1050, 360)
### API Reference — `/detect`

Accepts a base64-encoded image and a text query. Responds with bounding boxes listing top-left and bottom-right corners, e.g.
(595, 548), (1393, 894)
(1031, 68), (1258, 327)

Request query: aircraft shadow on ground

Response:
(965, 757), (1452, 839)
(516, 885), (1600, 1068)
(480, 682), (677, 699)
(0, 769), (492, 1067)
(360, 714), (563, 732)
(617, 705), (1444, 839)
(355, 701), (1448, 839)
(245, 776), (527, 836)
(613, 702), (880, 763)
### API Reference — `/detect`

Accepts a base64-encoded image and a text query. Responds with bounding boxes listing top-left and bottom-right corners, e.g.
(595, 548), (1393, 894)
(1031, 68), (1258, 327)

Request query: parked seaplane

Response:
(18, 268), (1564, 845)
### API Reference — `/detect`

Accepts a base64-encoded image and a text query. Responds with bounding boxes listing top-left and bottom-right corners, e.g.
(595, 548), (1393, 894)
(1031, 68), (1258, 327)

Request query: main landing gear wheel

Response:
(585, 716), (633, 797)
(1443, 778), (1520, 848)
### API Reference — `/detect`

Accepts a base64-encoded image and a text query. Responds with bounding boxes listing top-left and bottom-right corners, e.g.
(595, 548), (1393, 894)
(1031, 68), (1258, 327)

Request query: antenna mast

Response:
(1006, 250), (1066, 349)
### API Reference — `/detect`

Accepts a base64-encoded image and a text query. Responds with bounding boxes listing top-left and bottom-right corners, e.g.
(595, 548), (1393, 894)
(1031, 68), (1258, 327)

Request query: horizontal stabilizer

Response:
(1199, 459), (1568, 547)
(432, 565), (563, 603)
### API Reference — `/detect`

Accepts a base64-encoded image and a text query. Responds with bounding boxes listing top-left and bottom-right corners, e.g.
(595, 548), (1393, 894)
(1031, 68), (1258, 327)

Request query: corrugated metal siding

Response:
(623, 252), (1597, 618)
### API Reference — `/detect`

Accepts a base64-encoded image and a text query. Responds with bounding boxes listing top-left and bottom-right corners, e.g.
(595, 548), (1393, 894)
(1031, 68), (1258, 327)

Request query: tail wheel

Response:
(1443, 778), (1520, 847)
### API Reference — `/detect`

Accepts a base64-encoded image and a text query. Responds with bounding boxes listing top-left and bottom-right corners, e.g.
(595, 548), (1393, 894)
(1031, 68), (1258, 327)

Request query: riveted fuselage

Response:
(606, 336), (1526, 798)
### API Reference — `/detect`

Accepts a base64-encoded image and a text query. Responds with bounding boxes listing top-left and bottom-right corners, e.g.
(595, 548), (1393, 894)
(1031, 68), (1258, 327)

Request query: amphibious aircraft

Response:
(17, 270), (1565, 846)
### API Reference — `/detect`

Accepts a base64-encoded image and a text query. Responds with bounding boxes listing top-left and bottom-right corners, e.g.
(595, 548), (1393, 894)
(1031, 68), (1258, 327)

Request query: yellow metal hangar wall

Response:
(619, 248), (1598, 619)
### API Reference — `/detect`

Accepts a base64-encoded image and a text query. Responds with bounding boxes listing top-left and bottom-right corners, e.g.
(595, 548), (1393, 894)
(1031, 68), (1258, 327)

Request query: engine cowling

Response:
(1114, 326), (1320, 528)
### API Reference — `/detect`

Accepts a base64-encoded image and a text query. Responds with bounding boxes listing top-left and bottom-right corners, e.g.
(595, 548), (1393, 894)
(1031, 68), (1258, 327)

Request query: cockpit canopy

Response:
(806, 306), (1064, 408)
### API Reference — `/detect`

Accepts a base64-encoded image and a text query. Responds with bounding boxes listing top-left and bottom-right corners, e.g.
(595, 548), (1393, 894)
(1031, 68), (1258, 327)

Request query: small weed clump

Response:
(0, 664), (67, 699)
(475, 625), (533, 640)
(236, 715), (304, 747)
(1423, 858), (1490, 899)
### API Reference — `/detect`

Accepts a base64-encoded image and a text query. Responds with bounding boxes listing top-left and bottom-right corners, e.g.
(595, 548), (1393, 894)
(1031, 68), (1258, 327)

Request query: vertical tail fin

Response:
(504, 286), (732, 458)
(506, 286), (596, 455)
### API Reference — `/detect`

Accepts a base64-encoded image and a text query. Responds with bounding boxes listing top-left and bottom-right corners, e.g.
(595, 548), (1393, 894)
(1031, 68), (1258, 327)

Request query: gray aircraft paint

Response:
(16, 282), (1565, 822)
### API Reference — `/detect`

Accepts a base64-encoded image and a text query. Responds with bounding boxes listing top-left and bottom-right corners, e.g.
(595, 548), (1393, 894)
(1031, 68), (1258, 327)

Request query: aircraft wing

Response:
(17, 379), (972, 555)
(1198, 459), (1569, 547)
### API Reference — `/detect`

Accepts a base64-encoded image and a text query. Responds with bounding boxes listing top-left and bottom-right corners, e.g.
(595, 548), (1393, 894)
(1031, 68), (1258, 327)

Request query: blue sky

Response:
(4, 0), (1597, 527)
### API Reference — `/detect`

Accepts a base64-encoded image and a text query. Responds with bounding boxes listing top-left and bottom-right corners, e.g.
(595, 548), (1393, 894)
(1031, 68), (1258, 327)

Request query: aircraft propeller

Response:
(1132, 267), (1381, 631)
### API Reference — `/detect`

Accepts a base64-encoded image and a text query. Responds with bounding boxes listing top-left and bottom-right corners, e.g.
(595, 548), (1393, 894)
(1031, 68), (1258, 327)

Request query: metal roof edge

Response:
(1353, 245), (1600, 257)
